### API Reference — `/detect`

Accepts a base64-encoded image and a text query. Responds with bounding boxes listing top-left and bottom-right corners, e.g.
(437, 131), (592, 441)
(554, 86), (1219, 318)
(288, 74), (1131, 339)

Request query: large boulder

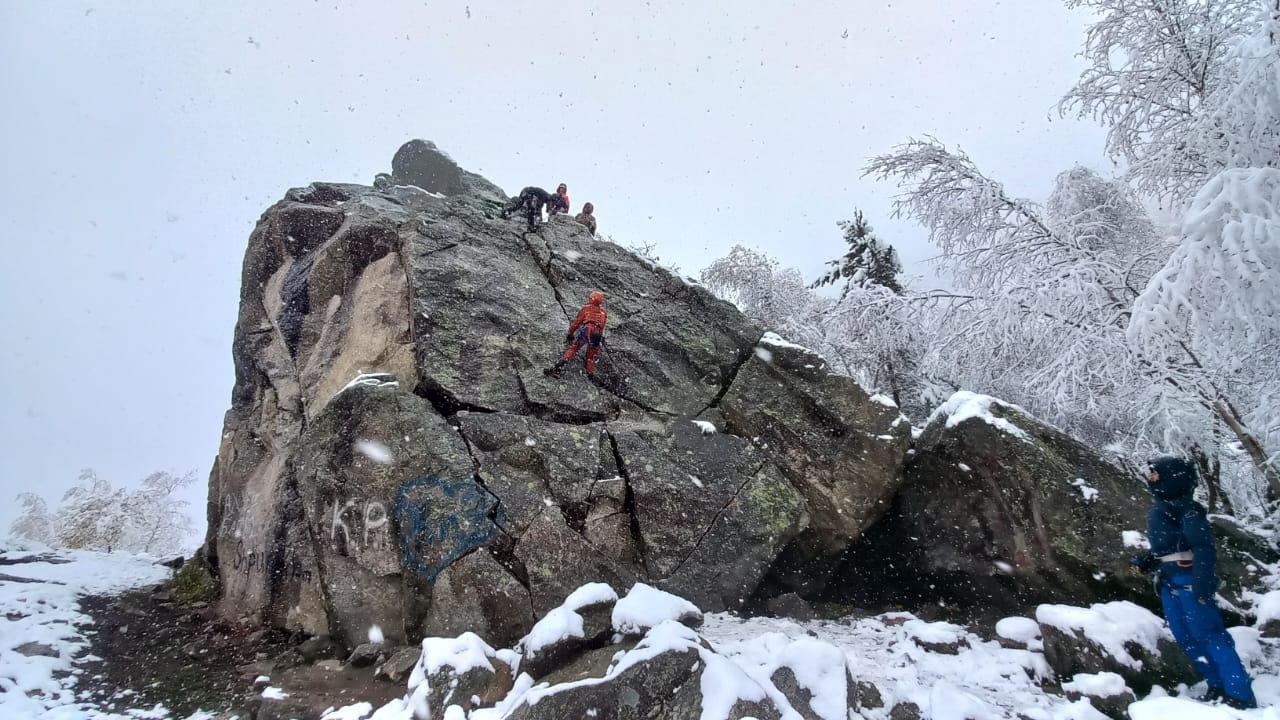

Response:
(204, 138), (914, 646)
(718, 334), (912, 549)
(827, 392), (1154, 613)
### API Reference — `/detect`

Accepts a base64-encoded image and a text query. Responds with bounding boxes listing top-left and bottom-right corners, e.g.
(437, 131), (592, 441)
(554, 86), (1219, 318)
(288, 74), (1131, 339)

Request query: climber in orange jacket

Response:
(545, 290), (607, 380)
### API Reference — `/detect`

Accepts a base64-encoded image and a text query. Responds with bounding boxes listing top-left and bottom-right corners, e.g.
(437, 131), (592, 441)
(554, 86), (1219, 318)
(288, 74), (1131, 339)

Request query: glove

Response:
(1130, 553), (1159, 575)
(565, 332), (575, 344)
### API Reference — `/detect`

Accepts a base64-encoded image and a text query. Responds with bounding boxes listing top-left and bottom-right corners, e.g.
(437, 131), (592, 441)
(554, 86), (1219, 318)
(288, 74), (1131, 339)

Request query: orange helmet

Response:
(588, 291), (604, 305)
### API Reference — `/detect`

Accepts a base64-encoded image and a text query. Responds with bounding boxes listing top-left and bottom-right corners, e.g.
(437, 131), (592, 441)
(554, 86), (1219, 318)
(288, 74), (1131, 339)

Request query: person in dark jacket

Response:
(502, 186), (554, 232)
(548, 183), (570, 217)
(1131, 456), (1256, 709)
(544, 290), (607, 380)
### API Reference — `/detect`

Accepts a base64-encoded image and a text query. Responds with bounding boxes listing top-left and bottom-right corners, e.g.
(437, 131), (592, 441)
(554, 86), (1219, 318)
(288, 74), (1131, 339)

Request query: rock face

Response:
(204, 140), (906, 647)
(824, 393), (1155, 614)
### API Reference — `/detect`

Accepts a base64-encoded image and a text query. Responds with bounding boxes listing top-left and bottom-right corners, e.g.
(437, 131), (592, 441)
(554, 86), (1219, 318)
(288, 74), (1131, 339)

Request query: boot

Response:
(1196, 687), (1226, 703)
(1223, 696), (1257, 710)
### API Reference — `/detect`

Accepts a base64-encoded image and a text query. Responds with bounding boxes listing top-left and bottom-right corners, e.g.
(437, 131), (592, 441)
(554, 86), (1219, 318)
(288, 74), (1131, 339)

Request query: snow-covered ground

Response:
(0, 543), (179, 720)
(699, 610), (1280, 720)
(4, 545), (1280, 720)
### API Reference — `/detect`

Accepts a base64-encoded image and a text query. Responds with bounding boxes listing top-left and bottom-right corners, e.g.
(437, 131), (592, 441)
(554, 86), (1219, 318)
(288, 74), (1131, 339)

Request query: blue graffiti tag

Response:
(393, 475), (503, 582)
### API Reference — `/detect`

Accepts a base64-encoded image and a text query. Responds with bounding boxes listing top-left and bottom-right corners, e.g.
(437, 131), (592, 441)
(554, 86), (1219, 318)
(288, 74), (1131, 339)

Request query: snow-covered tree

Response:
(818, 283), (936, 414)
(864, 140), (1156, 429)
(58, 469), (132, 552)
(810, 210), (904, 296)
(866, 134), (1278, 510)
(13, 468), (198, 553)
(700, 245), (820, 338)
(700, 243), (939, 418)
(1128, 167), (1280, 496)
(1058, 0), (1260, 205)
(127, 470), (198, 554)
(10, 492), (56, 546)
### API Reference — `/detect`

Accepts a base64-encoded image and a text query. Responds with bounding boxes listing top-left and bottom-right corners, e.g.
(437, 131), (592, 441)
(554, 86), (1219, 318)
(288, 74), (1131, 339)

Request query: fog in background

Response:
(0, 1), (1109, 546)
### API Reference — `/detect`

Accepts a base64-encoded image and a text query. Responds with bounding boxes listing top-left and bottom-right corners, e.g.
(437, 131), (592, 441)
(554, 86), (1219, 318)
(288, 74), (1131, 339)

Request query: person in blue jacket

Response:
(1131, 456), (1257, 709)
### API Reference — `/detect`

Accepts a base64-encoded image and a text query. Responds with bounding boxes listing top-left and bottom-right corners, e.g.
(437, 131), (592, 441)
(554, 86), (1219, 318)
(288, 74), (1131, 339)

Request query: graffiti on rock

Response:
(329, 499), (392, 554)
(231, 538), (314, 583)
(393, 475), (502, 582)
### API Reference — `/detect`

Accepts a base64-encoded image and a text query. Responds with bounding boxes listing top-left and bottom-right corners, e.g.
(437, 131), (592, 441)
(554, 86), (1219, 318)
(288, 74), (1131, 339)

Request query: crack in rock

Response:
(672, 458), (770, 576)
(412, 376), (498, 418)
(702, 331), (766, 414)
(518, 230), (571, 319)
(513, 371), (609, 426)
(605, 429), (652, 579)
(417, 241), (460, 258)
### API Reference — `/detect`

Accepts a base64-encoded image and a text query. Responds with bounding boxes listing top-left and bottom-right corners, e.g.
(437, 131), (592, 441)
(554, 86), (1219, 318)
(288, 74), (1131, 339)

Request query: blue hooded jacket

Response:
(1145, 456), (1218, 601)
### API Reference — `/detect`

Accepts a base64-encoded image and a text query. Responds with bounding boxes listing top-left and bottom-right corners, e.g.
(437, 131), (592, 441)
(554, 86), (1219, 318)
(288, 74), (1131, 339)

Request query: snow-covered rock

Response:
(1036, 601), (1196, 694)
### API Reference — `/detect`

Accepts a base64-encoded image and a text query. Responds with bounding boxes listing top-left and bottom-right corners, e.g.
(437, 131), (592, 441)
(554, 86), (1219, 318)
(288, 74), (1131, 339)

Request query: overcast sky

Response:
(0, 1), (1110, 543)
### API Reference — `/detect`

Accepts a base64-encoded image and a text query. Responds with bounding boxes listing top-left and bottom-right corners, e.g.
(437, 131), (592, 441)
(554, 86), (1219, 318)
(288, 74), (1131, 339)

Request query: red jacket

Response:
(569, 300), (607, 334)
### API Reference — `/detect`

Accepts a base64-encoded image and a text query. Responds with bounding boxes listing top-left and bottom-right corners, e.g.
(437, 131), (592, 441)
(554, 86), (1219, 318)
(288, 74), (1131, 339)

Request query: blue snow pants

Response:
(1160, 570), (1255, 705)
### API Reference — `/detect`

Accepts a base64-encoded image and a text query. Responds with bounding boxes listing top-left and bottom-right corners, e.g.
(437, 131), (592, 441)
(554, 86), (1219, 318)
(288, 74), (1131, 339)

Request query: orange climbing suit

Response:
(562, 293), (608, 374)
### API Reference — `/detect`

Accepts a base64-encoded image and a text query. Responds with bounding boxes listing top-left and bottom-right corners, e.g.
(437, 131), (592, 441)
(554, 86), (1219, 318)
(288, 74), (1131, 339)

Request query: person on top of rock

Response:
(1131, 456), (1256, 709)
(548, 183), (570, 217)
(574, 202), (597, 235)
(545, 290), (607, 380)
(502, 186), (554, 232)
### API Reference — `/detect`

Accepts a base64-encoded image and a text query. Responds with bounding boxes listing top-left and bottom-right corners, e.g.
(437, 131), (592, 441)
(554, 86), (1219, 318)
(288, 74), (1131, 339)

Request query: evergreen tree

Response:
(810, 210), (904, 297)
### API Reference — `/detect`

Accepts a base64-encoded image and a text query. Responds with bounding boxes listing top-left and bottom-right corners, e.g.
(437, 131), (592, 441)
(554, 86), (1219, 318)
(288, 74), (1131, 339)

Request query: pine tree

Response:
(810, 210), (904, 297)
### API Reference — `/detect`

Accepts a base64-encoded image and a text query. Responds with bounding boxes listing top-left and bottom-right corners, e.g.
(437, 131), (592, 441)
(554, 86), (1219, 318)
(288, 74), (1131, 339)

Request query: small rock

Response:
(271, 649), (306, 672)
(375, 647), (421, 683)
(853, 680), (884, 710)
(347, 642), (386, 668)
(911, 637), (969, 655)
(14, 642), (58, 658)
(315, 659), (344, 672)
(296, 635), (335, 662)
(156, 555), (185, 570)
(765, 593), (816, 622)
(889, 701), (923, 720)
(1064, 687), (1136, 720)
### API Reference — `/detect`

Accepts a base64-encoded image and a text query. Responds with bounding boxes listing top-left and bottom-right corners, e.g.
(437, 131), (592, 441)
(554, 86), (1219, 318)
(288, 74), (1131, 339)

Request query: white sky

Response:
(0, 1), (1111, 539)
